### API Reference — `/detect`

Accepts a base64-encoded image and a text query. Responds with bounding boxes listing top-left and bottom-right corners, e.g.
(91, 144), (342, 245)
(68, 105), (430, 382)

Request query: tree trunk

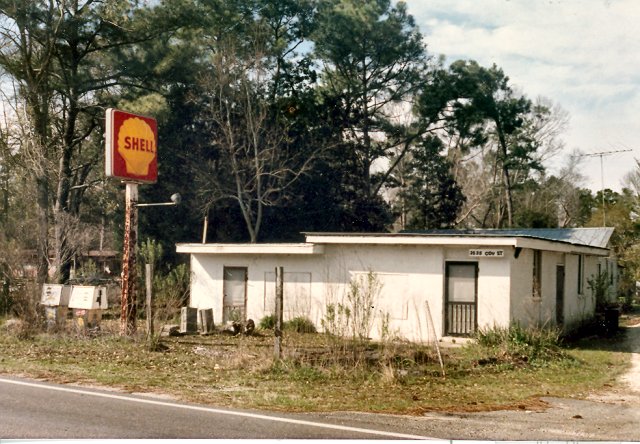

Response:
(36, 175), (49, 284)
(53, 99), (78, 283)
(495, 122), (514, 228)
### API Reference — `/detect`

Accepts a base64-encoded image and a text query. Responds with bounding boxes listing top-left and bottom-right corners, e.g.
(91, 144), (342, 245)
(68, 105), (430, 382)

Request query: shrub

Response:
(259, 314), (275, 330)
(285, 316), (316, 334)
(475, 324), (565, 365)
(7, 281), (43, 339)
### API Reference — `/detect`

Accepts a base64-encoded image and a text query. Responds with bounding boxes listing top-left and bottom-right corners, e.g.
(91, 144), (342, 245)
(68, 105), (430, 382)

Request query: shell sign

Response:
(105, 108), (158, 183)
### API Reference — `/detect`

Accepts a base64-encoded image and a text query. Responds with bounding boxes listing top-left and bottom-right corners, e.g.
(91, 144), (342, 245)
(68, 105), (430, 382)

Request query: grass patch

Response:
(0, 319), (632, 414)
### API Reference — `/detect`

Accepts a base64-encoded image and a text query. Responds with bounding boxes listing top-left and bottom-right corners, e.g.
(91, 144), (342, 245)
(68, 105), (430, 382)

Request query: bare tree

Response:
(194, 40), (317, 242)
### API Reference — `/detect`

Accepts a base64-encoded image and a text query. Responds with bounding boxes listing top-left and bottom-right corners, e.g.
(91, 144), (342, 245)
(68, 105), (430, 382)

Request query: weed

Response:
(0, 317), (630, 414)
(285, 317), (316, 334)
(8, 281), (43, 339)
(475, 324), (566, 366)
(259, 315), (275, 330)
(321, 271), (383, 367)
(588, 270), (613, 312)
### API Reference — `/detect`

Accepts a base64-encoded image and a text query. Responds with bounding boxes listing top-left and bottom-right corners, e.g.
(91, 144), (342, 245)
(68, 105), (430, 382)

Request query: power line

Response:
(576, 149), (632, 226)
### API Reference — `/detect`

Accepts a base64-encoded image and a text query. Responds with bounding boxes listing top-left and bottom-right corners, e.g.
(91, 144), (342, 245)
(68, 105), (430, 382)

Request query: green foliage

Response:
(139, 238), (164, 269)
(321, 272), (383, 367)
(400, 136), (465, 229)
(475, 324), (566, 366)
(588, 271), (612, 312)
(154, 264), (190, 310)
(259, 315), (276, 330)
(285, 317), (316, 334)
(0, 0), (586, 270)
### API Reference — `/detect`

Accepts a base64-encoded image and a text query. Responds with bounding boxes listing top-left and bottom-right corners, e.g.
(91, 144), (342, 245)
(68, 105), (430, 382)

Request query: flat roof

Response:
(176, 243), (324, 255)
(303, 229), (612, 256)
(176, 229), (612, 257)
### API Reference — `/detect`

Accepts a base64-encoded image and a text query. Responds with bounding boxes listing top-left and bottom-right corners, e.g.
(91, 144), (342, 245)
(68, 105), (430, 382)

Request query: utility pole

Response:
(577, 149), (632, 226)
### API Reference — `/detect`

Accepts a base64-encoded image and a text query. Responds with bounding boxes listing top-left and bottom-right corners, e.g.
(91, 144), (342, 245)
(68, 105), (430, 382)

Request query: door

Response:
(556, 264), (565, 325)
(223, 267), (247, 323)
(445, 262), (478, 336)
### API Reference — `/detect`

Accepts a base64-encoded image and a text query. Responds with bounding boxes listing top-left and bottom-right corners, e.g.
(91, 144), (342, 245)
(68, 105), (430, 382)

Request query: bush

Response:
(285, 316), (316, 334)
(259, 315), (275, 330)
(475, 324), (565, 365)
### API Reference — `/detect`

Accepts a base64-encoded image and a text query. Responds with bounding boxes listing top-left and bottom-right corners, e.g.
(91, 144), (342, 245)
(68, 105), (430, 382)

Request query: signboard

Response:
(41, 284), (71, 306)
(68, 286), (108, 310)
(469, 249), (504, 258)
(105, 108), (158, 183)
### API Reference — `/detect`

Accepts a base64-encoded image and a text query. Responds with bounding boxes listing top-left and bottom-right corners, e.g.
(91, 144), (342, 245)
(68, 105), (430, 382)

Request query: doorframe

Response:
(222, 266), (248, 323)
(443, 261), (478, 336)
(556, 263), (565, 326)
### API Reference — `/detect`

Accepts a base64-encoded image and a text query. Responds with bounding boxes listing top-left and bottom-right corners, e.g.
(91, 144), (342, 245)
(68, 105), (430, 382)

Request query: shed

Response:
(176, 228), (616, 342)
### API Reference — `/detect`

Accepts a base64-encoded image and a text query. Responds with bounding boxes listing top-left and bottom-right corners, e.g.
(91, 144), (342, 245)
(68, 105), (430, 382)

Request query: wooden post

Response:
(274, 266), (284, 360)
(202, 215), (208, 243)
(145, 263), (154, 338)
(120, 182), (138, 336)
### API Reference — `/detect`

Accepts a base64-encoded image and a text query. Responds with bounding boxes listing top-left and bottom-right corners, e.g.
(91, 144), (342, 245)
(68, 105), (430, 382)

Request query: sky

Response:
(403, 0), (639, 193)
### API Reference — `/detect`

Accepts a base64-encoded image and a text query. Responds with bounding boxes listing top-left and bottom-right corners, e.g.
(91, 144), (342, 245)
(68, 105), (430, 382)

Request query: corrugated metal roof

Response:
(401, 228), (614, 249)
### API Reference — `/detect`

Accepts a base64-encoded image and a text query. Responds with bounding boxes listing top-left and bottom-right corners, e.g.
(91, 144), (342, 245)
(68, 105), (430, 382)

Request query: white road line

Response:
(0, 377), (439, 440)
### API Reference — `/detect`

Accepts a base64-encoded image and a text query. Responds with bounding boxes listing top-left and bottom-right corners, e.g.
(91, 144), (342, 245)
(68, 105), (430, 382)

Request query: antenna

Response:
(576, 149), (632, 226)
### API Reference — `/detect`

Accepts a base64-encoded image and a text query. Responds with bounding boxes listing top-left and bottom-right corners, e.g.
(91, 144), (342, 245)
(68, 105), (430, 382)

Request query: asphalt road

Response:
(0, 376), (434, 439)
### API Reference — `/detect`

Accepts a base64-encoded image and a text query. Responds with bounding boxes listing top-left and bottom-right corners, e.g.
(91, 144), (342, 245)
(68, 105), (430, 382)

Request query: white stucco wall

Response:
(190, 253), (325, 327)
(188, 244), (515, 341)
(510, 249), (563, 328)
(562, 253), (599, 330)
(189, 244), (448, 342)
(184, 238), (609, 341)
(319, 244), (446, 342)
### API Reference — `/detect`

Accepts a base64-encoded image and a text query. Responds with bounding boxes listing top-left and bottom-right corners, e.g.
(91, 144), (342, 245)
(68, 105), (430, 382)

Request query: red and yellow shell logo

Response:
(117, 117), (156, 176)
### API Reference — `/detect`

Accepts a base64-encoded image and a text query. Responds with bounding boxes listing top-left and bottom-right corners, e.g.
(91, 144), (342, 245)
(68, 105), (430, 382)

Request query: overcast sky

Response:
(404, 0), (639, 192)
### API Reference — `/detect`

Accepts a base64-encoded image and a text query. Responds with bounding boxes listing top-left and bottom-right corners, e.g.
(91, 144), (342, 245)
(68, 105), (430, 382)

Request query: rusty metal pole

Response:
(120, 182), (138, 336)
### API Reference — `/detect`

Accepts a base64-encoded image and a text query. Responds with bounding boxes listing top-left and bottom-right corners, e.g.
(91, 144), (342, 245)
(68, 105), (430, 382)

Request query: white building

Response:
(177, 228), (616, 342)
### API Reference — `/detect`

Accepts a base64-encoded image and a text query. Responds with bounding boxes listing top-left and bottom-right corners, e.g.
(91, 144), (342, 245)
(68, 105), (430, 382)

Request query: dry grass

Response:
(0, 316), (632, 415)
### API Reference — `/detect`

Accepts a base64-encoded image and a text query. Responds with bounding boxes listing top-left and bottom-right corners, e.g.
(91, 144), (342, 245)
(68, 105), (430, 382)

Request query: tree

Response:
(185, 0), (321, 243)
(314, 0), (428, 201)
(0, 0), (59, 283)
(417, 60), (565, 229)
(398, 136), (464, 230)
(0, 0), (161, 282)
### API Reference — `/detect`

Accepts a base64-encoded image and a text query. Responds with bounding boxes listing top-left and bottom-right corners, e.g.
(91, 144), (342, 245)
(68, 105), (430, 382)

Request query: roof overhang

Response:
(303, 233), (610, 257)
(176, 243), (324, 255)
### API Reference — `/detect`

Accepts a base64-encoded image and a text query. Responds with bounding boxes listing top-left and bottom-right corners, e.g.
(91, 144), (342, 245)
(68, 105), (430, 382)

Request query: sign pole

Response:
(120, 182), (138, 336)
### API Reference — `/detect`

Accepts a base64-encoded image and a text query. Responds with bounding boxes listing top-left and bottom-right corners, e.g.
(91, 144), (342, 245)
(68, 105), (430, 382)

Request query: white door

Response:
(223, 267), (247, 323)
(445, 262), (478, 336)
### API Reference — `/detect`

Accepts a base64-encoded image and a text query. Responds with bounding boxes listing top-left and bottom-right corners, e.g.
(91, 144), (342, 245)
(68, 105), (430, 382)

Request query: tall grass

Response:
(475, 324), (567, 366)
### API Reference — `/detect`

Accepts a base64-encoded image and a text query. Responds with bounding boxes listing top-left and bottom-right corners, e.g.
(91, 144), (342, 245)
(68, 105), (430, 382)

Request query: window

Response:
(532, 250), (542, 298)
(577, 254), (584, 295)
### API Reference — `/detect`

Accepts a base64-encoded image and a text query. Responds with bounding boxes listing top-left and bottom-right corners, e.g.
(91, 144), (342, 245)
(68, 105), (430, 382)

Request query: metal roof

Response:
(400, 228), (614, 249)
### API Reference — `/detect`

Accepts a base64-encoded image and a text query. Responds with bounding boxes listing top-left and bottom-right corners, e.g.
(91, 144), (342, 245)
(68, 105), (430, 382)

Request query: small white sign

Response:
(41, 284), (71, 306)
(68, 286), (108, 310)
(469, 249), (504, 258)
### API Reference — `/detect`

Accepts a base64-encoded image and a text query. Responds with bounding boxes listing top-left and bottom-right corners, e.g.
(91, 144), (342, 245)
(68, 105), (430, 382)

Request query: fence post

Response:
(274, 266), (284, 360)
(145, 263), (154, 338)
